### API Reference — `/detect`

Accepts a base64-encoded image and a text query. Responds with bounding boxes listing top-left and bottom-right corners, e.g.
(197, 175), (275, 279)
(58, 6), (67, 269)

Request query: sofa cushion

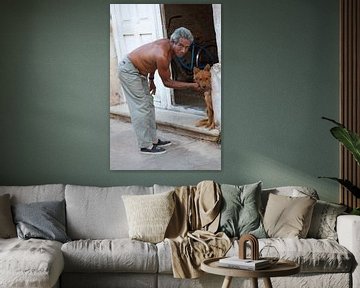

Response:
(153, 184), (176, 194)
(0, 184), (65, 204)
(0, 238), (64, 288)
(263, 193), (316, 238)
(156, 240), (173, 274)
(307, 200), (347, 240)
(65, 185), (153, 239)
(261, 186), (319, 213)
(12, 200), (70, 243)
(223, 238), (353, 274)
(258, 238), (354, 273)
(0, 194), (16, 238)
(218, 182), (266, 238)
(122, 191), (175, 243)
(61, 239), (158, 273)
(159, 237), (353, 275)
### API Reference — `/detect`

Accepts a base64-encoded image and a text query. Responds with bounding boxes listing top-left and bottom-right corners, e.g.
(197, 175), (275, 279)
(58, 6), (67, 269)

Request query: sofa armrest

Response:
(337, 215), (360, 288)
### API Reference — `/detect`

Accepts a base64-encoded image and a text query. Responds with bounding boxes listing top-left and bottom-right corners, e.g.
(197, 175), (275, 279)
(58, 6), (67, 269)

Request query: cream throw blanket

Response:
(165, 180), (231, 278)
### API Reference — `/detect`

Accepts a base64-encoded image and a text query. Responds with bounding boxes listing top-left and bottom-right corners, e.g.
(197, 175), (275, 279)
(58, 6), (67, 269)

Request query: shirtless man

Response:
(118, 27), (200, 155)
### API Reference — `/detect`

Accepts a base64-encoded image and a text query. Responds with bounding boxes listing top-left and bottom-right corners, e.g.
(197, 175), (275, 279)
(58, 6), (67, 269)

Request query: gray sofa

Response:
(0, 183), (359, 288)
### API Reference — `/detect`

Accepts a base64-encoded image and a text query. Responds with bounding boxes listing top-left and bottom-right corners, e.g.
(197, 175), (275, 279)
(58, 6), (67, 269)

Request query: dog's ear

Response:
(204, 64), (211, 71)
(193, 67), (200, 74)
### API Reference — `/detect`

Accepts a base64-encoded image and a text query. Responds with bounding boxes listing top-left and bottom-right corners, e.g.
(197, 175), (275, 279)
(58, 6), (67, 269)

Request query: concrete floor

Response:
(110, 119), (221, 170)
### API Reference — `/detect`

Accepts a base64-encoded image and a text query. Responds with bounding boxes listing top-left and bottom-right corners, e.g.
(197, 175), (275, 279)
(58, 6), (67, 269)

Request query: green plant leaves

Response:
(321, 117), (360, 200)
(330, 126), (360, 165)
(322, 117), (360, 165)
(351, 207), (360, 215)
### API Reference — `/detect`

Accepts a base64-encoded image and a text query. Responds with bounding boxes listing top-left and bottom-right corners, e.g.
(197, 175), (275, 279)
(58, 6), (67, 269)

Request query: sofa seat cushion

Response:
(156, 240), (173, 274)
(61, 239), (158, 273)
(158, 238), (354, 274)
(0, 238), (64, 288)
(248, 238), (353, 273)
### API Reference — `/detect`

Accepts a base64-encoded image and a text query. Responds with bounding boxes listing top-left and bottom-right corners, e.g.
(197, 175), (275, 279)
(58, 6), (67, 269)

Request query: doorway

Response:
(163, 4), (219, 110)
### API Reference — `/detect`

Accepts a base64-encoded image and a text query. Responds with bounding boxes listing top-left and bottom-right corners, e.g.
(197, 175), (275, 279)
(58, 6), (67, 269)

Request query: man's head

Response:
(170, 27), (194, 57)
(170, 27), (194, 44)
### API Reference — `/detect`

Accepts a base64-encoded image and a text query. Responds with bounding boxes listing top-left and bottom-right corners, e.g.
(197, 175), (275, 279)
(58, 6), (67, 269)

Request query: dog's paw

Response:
(205, 121), (216, 130)
(196, 118), (209, 127)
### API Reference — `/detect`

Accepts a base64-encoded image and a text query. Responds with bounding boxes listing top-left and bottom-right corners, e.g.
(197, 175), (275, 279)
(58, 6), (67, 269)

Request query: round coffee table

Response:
(201, 257), (300, 288)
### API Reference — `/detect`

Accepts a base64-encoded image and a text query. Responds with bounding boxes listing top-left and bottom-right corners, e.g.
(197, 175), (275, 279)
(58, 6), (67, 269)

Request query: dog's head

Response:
(193, 64), (211, 90)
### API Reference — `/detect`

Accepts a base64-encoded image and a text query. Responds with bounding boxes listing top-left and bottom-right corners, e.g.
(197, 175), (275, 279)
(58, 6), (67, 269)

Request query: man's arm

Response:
(157, 56), (199, 90)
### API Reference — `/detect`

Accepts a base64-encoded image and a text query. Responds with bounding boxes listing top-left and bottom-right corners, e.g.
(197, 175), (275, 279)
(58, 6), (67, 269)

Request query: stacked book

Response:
(218, 256), (271, 270)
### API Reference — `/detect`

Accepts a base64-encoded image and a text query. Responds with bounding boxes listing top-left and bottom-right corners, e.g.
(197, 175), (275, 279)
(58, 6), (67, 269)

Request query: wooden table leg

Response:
(263, 277), (273, 288)
(222, 276), (232, 288)
(251, 278), (258, 288)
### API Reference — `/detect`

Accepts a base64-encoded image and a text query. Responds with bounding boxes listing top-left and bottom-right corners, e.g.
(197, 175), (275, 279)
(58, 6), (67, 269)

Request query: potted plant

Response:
(319, 117), (360, 215)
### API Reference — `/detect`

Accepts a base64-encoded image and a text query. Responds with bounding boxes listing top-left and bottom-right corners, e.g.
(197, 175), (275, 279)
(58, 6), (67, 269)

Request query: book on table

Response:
(218, 257), (271, 270)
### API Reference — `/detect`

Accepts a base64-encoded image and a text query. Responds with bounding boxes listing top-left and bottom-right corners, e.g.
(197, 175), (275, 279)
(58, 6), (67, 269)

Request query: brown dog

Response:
(193, 64), (215, 129)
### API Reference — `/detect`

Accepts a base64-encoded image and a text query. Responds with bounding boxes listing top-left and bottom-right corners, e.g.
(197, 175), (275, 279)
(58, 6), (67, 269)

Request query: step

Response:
(110, 104), (220, 142)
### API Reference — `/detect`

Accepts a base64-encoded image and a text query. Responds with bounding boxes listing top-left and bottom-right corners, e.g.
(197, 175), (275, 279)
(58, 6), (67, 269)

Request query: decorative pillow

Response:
(0, 194), (17, 238)
(218, 182), (266, 238)
(122, 191), (175, 243)
(261, 186), (319, 214)
(263, 193), (316, 238)
(12, 200), (70, 243)
(307, 200), (347, 240)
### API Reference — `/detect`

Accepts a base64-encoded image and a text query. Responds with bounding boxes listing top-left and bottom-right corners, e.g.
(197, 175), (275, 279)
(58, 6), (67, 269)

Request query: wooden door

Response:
(110, 4), (171, 108)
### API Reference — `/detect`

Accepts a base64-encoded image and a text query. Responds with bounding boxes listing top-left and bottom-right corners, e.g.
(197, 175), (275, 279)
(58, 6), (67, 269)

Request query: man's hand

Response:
(191, 82), (202, 92)
(149, 80), (156, 95)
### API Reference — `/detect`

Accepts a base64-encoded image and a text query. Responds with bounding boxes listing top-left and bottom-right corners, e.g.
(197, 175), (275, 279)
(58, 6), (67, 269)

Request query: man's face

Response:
(173, 38), (192, 57)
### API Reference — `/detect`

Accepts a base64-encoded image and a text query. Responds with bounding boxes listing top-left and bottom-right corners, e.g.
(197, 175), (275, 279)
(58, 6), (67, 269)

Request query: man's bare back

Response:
(128, 39), (171, 76)
(128, 38), (199, 90)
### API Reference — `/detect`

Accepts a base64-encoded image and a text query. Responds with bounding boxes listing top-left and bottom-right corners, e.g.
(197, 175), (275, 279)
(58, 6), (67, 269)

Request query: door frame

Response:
(110, 4), (209, 116)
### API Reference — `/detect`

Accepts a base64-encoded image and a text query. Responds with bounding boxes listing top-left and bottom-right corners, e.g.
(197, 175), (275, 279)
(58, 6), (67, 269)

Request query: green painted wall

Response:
(0, 0), (340, 202)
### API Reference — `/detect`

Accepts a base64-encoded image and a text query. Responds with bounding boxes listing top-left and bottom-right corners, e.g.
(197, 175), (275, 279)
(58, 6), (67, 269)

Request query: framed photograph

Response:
(110, 4), (221, 170)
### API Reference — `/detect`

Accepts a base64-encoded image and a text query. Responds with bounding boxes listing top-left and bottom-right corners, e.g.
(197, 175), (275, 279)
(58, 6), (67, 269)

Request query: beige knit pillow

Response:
(263, 193), (316, 238)
(122, 191), (175, 243)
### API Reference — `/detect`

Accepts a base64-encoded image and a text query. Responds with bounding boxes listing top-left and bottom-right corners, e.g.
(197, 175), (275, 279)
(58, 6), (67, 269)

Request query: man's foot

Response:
(140, 145), (166, 155)
(153, 139), (172, 147)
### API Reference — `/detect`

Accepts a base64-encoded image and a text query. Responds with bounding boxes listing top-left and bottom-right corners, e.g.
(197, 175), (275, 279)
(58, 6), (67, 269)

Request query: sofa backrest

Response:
(0, 184), (321, 240)
(153, 184), (176, 194)
(65, 184), (154, 240)
(0, 184), (65, 204)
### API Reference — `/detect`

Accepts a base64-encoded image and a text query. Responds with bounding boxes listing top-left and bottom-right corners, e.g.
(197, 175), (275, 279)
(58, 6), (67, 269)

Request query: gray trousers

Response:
(118, 57), (157, 148)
